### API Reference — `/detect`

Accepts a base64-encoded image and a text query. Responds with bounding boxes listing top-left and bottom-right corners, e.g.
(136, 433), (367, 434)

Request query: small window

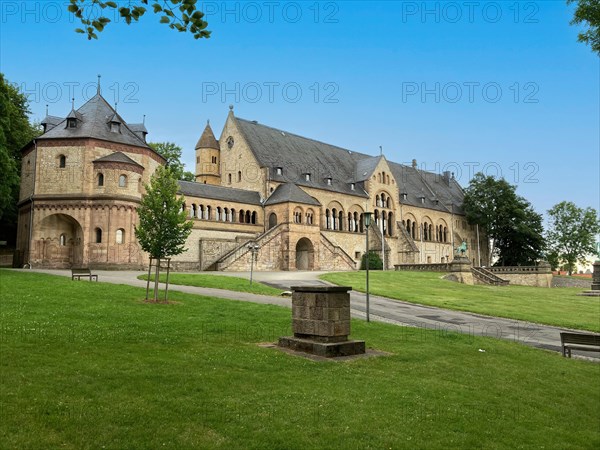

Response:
(110, 122), (120, 133)
(355, 251), (361, 259)
(211, 156), (217, 164)
(305, 173), (311, 182)
(119, 175), (127, 187)
(59, 155), (66, 168)
(59, 234), (67, 246)
(227, 136), (234, 149)
(228, 174), (232, 184)
(98, 173), (104, 187)
(67, 118), (77, 128)
(350, 183), (355, 191)
(95, 228), (102, 243)
(327, 178), (332, 186)
(196, 156), (200, 163)
(116, 229), (125, 244)
(238, 171), (242, 182)
(276, 167), (283, 175)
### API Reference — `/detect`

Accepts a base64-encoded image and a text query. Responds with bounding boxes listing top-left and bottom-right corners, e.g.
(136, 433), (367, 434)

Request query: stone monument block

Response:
(278, 286), (365, 357)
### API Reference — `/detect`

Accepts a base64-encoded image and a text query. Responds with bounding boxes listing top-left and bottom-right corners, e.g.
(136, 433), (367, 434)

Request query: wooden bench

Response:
(71, 268), (98, 282)
(560, 332), (600, 358)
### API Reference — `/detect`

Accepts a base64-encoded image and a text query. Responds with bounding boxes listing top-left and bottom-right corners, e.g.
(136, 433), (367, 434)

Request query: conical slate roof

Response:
(38, 93), (150, 149)
(195, 123), (220, 150)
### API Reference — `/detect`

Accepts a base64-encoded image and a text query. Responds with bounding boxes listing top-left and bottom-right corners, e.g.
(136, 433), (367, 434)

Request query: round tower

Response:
(195, 121), (221, 185)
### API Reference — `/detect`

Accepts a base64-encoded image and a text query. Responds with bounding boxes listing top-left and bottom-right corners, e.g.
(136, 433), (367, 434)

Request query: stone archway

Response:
(34, 213), (84, 268)
(295, 237), (314, 270)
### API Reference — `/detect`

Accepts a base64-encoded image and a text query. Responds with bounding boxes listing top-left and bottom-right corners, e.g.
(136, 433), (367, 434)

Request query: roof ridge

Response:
(236, 117), (374, 160)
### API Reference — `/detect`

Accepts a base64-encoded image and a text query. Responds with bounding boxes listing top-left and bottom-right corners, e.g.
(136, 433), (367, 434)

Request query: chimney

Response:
(412, 159), (417, 168)
(442, 171), (451, 186)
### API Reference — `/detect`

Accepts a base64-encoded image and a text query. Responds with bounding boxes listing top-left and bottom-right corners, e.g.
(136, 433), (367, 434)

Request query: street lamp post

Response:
(248, 243), (260, 285)
(363, 212), (373, 323)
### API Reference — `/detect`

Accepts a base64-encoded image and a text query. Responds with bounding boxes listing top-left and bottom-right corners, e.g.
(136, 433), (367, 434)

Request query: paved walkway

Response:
(25, 269), (598, 360)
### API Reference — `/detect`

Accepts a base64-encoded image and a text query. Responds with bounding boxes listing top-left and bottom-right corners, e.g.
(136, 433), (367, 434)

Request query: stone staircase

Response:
(319, 233), (356, 270)
(472, 267), (510, 286)
(210, 224), (284, 271)
(397, 221), (419, 252)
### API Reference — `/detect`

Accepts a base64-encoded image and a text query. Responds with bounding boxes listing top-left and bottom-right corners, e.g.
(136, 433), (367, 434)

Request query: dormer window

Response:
(326, 177), (332, 186)
(305, 173), (311, 182)
(420, 196), (425, 204)
(67, 118), (77, 128)
(401, 193), (408, 201)
(110, 122), (121, 133)
(276, 167), (283, 175)
(350, 183), (355, 191)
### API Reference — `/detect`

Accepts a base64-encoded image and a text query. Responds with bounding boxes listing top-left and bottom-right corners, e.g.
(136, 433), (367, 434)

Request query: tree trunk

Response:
(154, 259), (160, 302)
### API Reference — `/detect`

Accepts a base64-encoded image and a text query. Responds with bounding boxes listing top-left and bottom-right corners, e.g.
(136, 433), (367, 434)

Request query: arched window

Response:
(97, 173), (104, 187)
(191, 204), (197, 218)
(223, 208), (229, 222)
(338, 210), (344, 231)
(325, 209), (331, 229)
(206, 205), (211, 220)
(429, 224), (433, 242)
(411, 222), (416, 239)
(239, 210), (245, 223)
(230, 209), (236, 222)
(388, 212), (394, 236)
(199, 205), (205, 219)
(423, 223), (428, 241)
(116, 228), (125, 244)
(444, 227), (448, 243)
(238, 171), (242, 182)
(269, 213), (278, 229)
(251, 211), (257, 224)
(59, 155), (66, 168)
(331, 208), (337, 230)
(95, 228), (102, 243)
(348, 212), (353, 231)
(306, 209), (314, 225)
(119, 174), (127, 187)
(245, 210), (251, 224)
(406, 219), (411, 233)
(59, 233), (67, 246)
(228, 174), (232, 184)
(216, 207), (221, 221)
(354, 212), (359, 232)
(376, 194), (381, 207)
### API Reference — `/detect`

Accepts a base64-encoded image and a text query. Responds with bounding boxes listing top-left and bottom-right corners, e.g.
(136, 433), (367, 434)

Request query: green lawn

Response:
(321, 271), (600, 332)
(138, 272), (283, 296)
(1, 270), (599, 449)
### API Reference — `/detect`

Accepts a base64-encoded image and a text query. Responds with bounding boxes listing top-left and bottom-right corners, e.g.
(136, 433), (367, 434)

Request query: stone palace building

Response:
(16, 92), (489, 271)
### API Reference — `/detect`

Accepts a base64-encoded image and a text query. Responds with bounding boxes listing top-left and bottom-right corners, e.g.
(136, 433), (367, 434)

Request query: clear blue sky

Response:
(1, 1), (598, 217)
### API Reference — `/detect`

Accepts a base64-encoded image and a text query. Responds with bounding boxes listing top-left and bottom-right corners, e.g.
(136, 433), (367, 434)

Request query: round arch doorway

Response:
(295, 237), (314, 270)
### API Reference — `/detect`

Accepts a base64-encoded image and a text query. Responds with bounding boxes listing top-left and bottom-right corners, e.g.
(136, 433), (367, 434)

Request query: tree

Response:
(568, 0), (600, 55)
(0, 74), (41, 245)
(463, 173), (545, 266)
(68, 0), (210, 40)
(546, 201), (600, 275)
(360, 251), (383, 270)
(149, 142), (195, 181)
(135, 166), (193, 302)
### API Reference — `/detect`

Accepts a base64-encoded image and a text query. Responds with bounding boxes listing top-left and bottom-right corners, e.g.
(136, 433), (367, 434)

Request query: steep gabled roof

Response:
(235, 117), (368, 197)
(93, 152), (143, 168)
(234, 116), (466, 214)
(41, 115), (63, 132)
(37, 93), (151, 149)
(178, 181), (262, 205)
(264, 183), (321, 206)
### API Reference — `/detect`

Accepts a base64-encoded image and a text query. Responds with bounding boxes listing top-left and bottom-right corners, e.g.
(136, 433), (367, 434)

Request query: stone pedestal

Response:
(592, 262), (600, 291)
(448, 256), (474, 285)
(278, 286), (365, 357)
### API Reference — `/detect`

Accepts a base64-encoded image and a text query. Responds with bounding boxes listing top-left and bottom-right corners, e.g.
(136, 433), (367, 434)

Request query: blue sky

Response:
(1, 1), (598, 216)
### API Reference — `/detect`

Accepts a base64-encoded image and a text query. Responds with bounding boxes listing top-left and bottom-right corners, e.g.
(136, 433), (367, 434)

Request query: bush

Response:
(360, 251), (383, 270)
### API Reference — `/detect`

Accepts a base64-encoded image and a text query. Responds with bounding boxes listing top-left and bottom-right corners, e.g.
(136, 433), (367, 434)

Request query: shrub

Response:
(360, 251), (383, 270)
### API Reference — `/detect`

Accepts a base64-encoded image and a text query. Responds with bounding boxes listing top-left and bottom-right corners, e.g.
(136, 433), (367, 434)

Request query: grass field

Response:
(321, 271), (600, 332)
(1, 269), (599, 449)
(138, 272), (283, 296)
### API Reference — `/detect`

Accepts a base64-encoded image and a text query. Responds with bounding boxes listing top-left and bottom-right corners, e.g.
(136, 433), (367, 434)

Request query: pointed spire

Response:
(196, 121), (220, 150)
(97, 74), (101, 95)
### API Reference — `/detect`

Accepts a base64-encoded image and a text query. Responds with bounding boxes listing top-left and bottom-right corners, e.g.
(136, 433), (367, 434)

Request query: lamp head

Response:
(363, 212), (373, 228)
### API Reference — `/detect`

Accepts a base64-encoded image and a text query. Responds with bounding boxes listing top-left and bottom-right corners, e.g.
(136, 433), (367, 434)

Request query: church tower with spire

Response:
(195, 121), (221, 185)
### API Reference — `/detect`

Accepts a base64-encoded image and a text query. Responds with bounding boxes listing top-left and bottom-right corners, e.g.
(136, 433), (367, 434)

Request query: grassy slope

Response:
(321, 271), (600, 332)
(0, 270), (599, 449)
(138, 272), (283, 296)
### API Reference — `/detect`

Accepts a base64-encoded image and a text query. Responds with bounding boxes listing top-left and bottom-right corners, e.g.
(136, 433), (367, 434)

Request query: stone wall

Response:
(487, 265), (552, 288)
